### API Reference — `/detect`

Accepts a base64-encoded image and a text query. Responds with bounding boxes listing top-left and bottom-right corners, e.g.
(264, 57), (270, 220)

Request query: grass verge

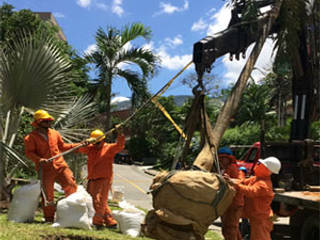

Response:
(0, 210), (222, 240)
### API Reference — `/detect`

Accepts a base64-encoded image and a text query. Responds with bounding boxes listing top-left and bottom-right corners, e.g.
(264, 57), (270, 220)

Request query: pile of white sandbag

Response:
(113, 200), (146, 237)
(8, 181), (41, 223)
(52, 185), (95, 230)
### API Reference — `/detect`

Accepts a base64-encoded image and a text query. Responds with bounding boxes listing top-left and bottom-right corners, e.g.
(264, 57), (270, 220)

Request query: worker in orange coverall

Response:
(225, 157), (281, 240)
(78, 127), (125, 229)
(218, 147), (244, 240)
(24, 109), (79, 223)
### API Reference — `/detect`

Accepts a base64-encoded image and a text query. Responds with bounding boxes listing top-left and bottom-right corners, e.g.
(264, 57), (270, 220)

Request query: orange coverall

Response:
(24, 128), (78, 222)
(234, 168), (274, 240)
(79, 134), (125, 226)
(219, 154), (244, 240)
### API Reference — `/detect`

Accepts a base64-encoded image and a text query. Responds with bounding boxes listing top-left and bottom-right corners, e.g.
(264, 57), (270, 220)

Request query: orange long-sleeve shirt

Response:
(236, 176), (274, 219)
(225, 163), (245, 206)
(79, 134), (125, 180)
(24, 128), (77, 171)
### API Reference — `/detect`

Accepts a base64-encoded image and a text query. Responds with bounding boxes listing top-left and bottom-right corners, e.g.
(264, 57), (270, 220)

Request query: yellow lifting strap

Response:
(150, 60), (192, 141)
(155, 61), (193, 98)
(151, 98), (187, 140)
(45, 60), (193, 162)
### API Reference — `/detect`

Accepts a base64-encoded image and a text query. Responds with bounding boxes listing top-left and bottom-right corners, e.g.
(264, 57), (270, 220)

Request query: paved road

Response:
(112, 164), (292, 239)
(113, 164), (153, 210)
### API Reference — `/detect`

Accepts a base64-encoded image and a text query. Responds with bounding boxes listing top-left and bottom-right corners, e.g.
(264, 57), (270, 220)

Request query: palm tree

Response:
(0, 32), (96, 200)
(86, 23), (159, 130)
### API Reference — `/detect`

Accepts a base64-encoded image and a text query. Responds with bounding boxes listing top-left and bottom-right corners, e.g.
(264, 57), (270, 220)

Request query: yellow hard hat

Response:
(90, 129), (105, 142)
(33, 109), (54, 121)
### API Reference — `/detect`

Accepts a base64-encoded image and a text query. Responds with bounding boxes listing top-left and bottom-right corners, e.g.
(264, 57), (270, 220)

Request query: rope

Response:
(44, 60), (193, 162)
(114, 60), (193, 130)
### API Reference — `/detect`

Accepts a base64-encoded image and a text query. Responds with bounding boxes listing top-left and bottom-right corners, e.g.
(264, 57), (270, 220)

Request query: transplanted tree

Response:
(86, 23), (159, 130)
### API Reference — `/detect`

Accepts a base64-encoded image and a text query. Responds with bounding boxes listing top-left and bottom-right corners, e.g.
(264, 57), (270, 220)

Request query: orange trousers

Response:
(40, 166), (77, 222)
(87, 178), (117, 226)
(249, 217), (273, 240)
(221, 205), (243, 240)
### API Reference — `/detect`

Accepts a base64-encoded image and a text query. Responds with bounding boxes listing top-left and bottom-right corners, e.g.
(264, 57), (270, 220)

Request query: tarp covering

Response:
(142, 170), (235, 239)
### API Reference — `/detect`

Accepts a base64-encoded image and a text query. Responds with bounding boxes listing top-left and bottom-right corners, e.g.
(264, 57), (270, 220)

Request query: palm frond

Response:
(0, 31), (75, 114)
(0, 142), (30, 172)
(117, 69), (149, 103)
(54, 94), (98, 142)
(121, 23), (152, 45)
(116, 48), (158, 77)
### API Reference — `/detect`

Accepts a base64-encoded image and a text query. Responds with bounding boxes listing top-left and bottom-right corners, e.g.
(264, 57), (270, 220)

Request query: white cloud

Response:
(207, 4), (231, 35)
(157, 46), (191, 70)
(142, 38), (191, 70)
(154, 0), (189, 16)
(76, 0), (91, 8)
(164, 35), (183, 48)
(111, 96), (130, 104)
(96, 2), (108, 11)
(84, 44), (97, 55)
(206, 8), (216, 16)
(191, 18), (208, 32)
(112, 0), (124, 17)
(206, 4), (275, 85)
(53, 12), (65, 18)
(142, 41), (154, 51)
(222, 39), (275, 84)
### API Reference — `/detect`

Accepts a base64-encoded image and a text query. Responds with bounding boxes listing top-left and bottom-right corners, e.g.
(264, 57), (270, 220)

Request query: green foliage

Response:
(0, 3), (91, 97)
(221, 123), (260, 147)
(236, 81), (272, 125)
(275, 0), (308, 62)
(310, 120), (320, 141)
(128, 96), (189, 167)
(265, 119), (291, 142)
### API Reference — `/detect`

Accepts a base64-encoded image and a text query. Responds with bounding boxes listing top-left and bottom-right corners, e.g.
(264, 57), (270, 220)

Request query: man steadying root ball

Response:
(224, 157), (281, 240)
(78, 127), (125, 230)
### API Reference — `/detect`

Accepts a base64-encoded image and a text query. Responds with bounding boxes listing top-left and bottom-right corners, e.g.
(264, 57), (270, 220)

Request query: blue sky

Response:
(2, 0), (274, 99)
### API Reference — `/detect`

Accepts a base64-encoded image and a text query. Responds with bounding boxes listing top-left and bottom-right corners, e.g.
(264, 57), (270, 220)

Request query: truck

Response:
(192, 0), (319, 239)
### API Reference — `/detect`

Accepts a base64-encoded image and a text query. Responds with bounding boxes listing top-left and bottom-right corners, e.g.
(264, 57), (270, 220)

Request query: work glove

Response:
(82, 138), (97, 145)
(115, 124), (123, 134)
(39, 158), (49, 166)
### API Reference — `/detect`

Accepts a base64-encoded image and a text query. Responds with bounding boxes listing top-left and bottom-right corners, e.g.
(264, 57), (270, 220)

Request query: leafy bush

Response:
(220, 123), (260, 146)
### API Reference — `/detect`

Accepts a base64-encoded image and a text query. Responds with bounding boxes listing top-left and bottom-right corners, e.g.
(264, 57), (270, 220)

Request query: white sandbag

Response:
(54, 182), (64, 193)
(113, 208), (146, 237)
(112, 185), (124, 202)
(8, 181), (41, 223)
(53, 185), (94, 229)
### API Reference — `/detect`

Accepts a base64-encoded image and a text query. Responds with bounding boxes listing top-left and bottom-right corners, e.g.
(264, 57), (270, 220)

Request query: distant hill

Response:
(111, 98), (131, 112)
(111, 95), (222, 112)
(172, 95), (193, 106)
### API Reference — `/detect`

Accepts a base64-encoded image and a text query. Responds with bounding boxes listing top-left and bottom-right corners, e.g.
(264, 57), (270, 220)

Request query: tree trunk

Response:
(193, 0), (283, 171)
(260, 119), (266, 158)
(105, 72), (113, 131)
(0, 154), (4, 201)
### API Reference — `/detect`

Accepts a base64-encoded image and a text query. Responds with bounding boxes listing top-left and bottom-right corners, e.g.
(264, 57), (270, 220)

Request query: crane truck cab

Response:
(236, 142), (260, 176)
